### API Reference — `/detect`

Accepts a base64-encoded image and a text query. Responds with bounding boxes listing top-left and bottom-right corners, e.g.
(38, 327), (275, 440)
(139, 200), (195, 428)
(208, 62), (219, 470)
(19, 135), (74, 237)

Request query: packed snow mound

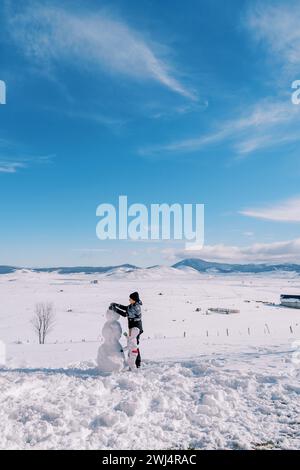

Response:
(1, 347), (299, 450)
(96, 309), (125, 375)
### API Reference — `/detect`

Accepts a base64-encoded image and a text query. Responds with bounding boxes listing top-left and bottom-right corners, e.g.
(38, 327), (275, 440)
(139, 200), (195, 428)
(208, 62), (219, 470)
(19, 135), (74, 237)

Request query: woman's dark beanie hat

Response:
(130, 291), (140, 302)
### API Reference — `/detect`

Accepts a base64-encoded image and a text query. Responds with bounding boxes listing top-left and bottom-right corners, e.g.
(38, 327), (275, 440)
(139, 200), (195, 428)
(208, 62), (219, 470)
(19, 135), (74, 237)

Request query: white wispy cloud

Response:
(139, 98), (300, 157)
(0, 136), (55, 174)
(0, 161), (26, 173)
(240, 197), (300, 222)
(139, 2), (300, 158)
(246, 1), (300, 72)
(175, 237), (300, 264)
(72, 248), (112, 260)
(7, 2), (195, 100)
(72, 248), (110, 253)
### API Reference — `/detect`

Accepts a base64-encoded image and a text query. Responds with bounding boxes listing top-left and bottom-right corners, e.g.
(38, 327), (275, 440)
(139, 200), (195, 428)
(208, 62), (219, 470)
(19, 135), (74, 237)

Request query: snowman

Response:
(97, 308), (125, 374)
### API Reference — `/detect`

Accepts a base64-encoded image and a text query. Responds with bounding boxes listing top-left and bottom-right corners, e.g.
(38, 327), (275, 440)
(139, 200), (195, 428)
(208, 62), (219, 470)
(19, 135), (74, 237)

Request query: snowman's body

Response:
(97, 309), (125, 374)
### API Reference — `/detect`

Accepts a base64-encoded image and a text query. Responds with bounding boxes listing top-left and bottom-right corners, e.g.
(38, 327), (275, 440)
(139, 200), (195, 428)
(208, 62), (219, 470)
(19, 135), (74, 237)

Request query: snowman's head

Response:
(106, 309), (120, 322)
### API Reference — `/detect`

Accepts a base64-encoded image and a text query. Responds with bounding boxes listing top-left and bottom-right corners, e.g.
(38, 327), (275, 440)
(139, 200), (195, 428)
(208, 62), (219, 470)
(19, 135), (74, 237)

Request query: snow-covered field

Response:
(1, 268), (300, 449)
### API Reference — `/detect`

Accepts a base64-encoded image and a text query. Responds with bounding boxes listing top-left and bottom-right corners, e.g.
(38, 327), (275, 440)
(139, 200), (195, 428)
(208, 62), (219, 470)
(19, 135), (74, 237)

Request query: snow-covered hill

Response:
(1, 270), (300, 449)
(104, 265), (202, 280)
(2, 258), (300, 276)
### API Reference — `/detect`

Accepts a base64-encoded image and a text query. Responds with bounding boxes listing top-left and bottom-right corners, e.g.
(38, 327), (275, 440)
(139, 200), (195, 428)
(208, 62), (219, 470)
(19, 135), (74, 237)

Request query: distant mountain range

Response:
(0, 266), (16, 274)
(0, 264), (137, 275)
(172, 258), (300, 274)
(1, 259), (300, 275)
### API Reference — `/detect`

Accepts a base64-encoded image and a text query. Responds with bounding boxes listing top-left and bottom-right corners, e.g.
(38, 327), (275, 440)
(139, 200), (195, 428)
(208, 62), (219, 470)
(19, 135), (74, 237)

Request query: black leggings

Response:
(136, 332), (142, 368)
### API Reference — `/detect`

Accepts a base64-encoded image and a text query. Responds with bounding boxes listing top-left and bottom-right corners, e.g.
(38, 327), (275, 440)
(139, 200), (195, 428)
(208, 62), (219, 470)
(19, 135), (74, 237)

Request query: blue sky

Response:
(1, 0), (300, 267)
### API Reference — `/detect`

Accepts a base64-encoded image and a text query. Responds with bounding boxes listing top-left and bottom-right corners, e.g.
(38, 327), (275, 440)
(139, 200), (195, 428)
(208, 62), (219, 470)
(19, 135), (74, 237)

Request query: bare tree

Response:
(32, 303), (55, 344)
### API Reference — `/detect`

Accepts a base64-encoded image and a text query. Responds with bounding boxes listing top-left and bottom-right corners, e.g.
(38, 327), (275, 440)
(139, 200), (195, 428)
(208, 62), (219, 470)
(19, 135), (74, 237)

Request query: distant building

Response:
(206, 308), (239, 315)
(280, 294), (300, 309)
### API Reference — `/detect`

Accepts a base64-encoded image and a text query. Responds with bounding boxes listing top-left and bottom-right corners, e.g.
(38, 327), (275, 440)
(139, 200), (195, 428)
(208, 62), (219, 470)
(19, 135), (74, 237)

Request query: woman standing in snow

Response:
(109, 292), (143, 368)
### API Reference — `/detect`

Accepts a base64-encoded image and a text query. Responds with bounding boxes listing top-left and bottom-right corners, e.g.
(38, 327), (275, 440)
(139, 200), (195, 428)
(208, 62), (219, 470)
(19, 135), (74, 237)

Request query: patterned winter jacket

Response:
(111, 301), (143, 330)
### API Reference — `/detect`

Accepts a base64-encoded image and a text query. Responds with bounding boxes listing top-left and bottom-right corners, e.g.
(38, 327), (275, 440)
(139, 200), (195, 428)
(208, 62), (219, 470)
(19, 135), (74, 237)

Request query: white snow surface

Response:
(1, 268), (300, 449)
